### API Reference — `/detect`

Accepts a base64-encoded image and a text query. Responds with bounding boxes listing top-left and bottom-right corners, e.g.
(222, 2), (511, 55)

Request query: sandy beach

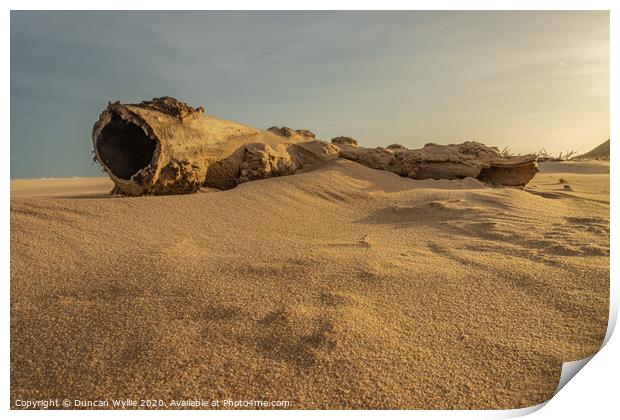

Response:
(10, 159), (609, 409)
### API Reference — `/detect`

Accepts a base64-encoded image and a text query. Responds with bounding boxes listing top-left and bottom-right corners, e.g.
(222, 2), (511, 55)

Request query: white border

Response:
(3, 1), (617, 418)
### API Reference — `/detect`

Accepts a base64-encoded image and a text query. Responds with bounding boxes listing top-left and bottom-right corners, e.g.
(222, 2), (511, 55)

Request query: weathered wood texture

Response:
(92, 97), (538, 196)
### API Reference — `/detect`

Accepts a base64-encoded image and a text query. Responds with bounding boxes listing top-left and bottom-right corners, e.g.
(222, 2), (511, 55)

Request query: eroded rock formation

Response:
(92, 97), (538, 196)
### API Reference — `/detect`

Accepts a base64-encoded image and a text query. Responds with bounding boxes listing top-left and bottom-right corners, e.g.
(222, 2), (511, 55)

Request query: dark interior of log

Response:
(96, 114), (156, 180)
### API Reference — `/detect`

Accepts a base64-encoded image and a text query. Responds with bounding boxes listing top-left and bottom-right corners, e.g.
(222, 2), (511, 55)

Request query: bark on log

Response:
(92, 97), (538, 196)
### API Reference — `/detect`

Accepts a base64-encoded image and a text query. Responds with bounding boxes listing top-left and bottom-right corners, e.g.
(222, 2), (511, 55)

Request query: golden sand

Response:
(10, 159), (609, 409)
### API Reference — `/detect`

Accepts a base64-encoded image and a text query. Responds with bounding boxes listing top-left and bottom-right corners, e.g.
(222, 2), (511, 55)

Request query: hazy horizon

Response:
(10, 10), (609, 179)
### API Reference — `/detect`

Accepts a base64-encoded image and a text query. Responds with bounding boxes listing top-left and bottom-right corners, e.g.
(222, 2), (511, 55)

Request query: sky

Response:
(10, 11), (609, 179)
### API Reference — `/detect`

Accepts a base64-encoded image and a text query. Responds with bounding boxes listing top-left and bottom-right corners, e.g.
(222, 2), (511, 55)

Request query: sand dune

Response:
(10, 177), (113, 198)
(10, 159), (609, 409)
(574, 139), (610, 161)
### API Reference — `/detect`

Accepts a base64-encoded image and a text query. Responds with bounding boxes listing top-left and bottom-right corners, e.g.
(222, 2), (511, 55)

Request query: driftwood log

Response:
(92, 97), (538, 196)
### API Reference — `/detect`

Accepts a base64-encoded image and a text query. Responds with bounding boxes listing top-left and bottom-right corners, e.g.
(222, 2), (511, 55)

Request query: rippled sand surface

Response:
(10, 159), (609, 409)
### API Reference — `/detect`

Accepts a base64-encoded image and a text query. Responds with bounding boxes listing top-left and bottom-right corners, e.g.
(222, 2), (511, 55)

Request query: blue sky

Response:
(10, 11), (609, 178)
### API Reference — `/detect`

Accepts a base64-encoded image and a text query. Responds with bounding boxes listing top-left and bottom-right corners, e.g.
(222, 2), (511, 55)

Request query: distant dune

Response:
(574, 139), (610, 160)
(10, 159), (609, 409)
(10, 177), (112, 198)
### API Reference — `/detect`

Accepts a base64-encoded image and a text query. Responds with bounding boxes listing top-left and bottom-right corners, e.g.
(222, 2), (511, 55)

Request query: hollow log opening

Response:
(95, 114), (156, 180)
